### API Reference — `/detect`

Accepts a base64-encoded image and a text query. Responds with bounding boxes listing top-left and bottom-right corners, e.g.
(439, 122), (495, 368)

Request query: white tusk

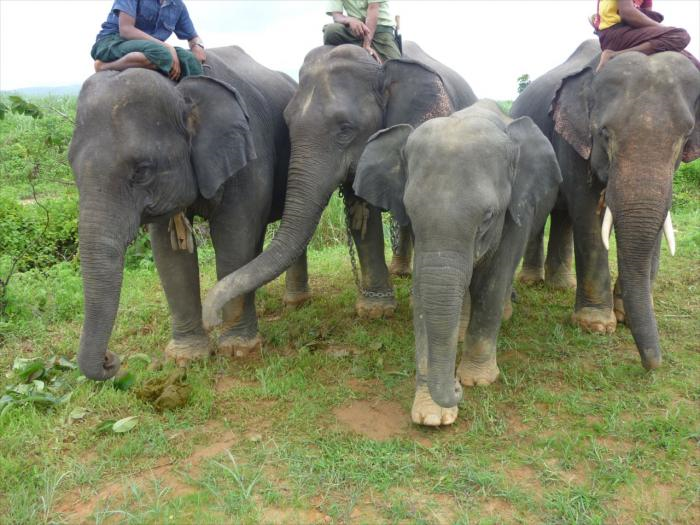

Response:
(663, 212), (676, 256)
(601, 207), (613, 250)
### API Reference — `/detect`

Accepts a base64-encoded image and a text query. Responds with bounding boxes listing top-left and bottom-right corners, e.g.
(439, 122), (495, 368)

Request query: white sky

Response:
(1, 0), (698, 99)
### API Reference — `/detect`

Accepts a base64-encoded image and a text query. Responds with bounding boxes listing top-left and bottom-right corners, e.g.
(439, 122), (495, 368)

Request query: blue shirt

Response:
(96, 0), (198, 43)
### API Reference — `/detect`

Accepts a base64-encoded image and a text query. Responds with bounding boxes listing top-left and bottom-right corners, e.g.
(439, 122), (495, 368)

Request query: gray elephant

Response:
(352, 100), (562, 425)
(202, 42), (477, 328)
(511, 40), (700, 370)
(69, 46), (309, 381)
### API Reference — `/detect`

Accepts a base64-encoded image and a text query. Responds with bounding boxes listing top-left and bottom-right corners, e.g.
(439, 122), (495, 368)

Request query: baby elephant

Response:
(353, 100), (562, 426)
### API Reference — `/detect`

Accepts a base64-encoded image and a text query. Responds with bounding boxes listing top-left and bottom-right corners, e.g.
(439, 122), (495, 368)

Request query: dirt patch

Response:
(505, 411), (529, 434)
(334, 399), (409, 440)
(505, 464), (543, 499)
(261, 507), (329, 524)
(347, 377), (382, 394)
(482, 497), (516, 522)
(55, 424), (238, 523)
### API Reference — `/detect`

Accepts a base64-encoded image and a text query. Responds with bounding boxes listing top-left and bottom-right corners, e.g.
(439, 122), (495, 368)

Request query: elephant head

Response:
(551, 51), (700, 369)
(353, 102), (562, 407)
(203, 44), (476, 327)
(69, 69), (255, 380)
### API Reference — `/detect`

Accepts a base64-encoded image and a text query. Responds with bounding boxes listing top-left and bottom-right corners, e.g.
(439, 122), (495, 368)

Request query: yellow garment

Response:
(596, 0), (648, 30)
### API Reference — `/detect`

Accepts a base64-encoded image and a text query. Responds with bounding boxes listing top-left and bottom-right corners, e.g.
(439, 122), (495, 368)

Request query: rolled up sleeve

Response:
(112, 0), (137, 18)
(174, 3), (198, 40)
(326, 1), (344, 15)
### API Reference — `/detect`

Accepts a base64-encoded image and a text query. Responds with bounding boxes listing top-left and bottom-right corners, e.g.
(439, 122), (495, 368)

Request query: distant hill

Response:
(2, 84), (82, 98)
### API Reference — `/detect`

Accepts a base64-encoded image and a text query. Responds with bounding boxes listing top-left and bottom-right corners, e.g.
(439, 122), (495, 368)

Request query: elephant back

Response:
(510, 39), (600, 139)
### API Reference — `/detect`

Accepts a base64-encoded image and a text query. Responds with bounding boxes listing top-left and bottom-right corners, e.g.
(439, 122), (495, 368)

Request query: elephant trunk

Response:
(417, 250), (470, 408)
(613, 207), (665, 370)
(76, 200), (137, 380)
(203, 147), (340, 328)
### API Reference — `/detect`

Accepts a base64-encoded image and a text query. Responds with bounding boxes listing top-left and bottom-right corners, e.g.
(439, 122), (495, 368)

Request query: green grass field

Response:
(1, 99), (699, 524)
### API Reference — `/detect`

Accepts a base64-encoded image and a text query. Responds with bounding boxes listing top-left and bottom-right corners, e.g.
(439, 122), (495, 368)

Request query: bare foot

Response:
(94, 60), (106, 72)
(411, 384), (458, 426)
(596, 49), (617, 73)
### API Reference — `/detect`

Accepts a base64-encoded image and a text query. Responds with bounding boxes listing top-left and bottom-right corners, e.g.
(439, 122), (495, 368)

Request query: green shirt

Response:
(326, 0), (395, 29)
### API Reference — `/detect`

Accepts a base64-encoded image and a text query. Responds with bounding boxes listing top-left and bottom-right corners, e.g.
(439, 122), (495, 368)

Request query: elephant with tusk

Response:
(512, 40), (700, 370)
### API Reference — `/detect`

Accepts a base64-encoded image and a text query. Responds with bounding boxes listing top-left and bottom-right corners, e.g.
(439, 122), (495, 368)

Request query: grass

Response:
(1, 98), (699, 523)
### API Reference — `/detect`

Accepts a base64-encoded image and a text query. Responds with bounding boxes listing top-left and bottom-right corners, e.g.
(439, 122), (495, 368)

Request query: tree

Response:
(517, 74), (531, 94)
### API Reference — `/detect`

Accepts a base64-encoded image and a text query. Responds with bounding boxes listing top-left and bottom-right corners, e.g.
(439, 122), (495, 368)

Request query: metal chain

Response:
(338, 186), (395, 299)
(389, 217), (401, 255)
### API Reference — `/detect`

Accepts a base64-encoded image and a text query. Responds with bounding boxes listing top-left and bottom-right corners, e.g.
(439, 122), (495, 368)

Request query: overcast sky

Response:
(1, 1), (698, 99)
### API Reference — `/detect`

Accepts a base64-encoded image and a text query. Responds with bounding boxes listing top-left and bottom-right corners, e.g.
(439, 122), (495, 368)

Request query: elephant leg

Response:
(150, 220), (212, 366)
(410, 264), (459, 427)
(544, 209), (576, 289)
(283, 249), (312, 308)
(210, 209), (267, 358)
(614, 231), (661, 324)
(389, 223), (413, 277)
(346, 196), (395, 318)
(519, 223), (545, 284)
(569, 191), (616, 334)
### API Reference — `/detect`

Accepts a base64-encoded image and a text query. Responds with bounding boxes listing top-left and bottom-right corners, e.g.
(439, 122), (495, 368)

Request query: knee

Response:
(323, 23), (347, 45)
(667, 28), (691, 50)
(145, 45), (172, 70)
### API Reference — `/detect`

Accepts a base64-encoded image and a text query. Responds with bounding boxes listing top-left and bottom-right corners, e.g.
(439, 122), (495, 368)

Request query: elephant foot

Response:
(283, 290), (312, 309)
(355, 293), (396, 319)
(519, 266), (544, 285)
(545, 269), (577, 290)
(457, 355), (500, 387)
(411, 384), (458, 427)
(217, 334), (262, 358)
(389, 256), (412, 277)
(164, 334), (212, 367)
(571, 307), (617, 334)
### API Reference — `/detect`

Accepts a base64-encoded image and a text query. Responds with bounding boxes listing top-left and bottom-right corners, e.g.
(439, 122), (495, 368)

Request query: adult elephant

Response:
(353, 101), (562, 425)
(511, 40), (700, 370)
(202, 42), (477, 328)
(69, 46), (309, 381)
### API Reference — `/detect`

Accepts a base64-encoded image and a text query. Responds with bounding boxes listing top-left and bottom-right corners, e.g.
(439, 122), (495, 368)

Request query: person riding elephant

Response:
(92, 0), (205, 80)
(323, 0), (401, 63)
(70, 46), (310, 381)
(201, 41), (477, 330)
(512, 39), (700, 370)
(352, 100), (562, 426)
(592, 0), (700, 72)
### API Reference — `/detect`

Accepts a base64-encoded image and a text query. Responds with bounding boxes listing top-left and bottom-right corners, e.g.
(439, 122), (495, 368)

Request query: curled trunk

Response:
(77, 235), (126, 380)
(416, 250), (470, 408)
(203, 150), (340, 328)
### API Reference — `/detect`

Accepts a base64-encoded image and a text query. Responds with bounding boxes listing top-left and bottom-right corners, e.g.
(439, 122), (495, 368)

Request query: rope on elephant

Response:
(169, 212), (195, 253)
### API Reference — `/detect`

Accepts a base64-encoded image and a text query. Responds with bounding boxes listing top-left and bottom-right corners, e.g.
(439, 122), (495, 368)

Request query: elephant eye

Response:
(129, 161), (156, 185)
(599, 127), (610, 142)
(336, 122), (356, 144)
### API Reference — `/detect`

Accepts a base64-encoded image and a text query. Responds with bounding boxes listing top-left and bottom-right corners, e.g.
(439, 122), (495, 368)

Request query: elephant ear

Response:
(682, 102), (700, 163)
(381, 59), (455, 127)
(353, 124), (414, 226)
(551, 66), (595, 160)
(506, 116), (563, 226)
(176, 77), (257, 199)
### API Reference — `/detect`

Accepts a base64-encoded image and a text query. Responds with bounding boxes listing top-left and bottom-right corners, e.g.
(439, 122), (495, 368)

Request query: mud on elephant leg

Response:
(389, 224), (413, 277)
(411, 290), (458, 426)
(519, 226), (545, 284)
(217, 293), (262, 357)
(544, 209), (576, 289)
(348, 200), (396, 318)
(457, 336), (500, 387)
(150, 222), (212, 366)
(283, 249), (312, 309)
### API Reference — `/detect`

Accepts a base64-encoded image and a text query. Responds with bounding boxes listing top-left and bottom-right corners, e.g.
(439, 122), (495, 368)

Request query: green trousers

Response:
(91, 34), (203, 78)
(323, 23), (401, 62)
